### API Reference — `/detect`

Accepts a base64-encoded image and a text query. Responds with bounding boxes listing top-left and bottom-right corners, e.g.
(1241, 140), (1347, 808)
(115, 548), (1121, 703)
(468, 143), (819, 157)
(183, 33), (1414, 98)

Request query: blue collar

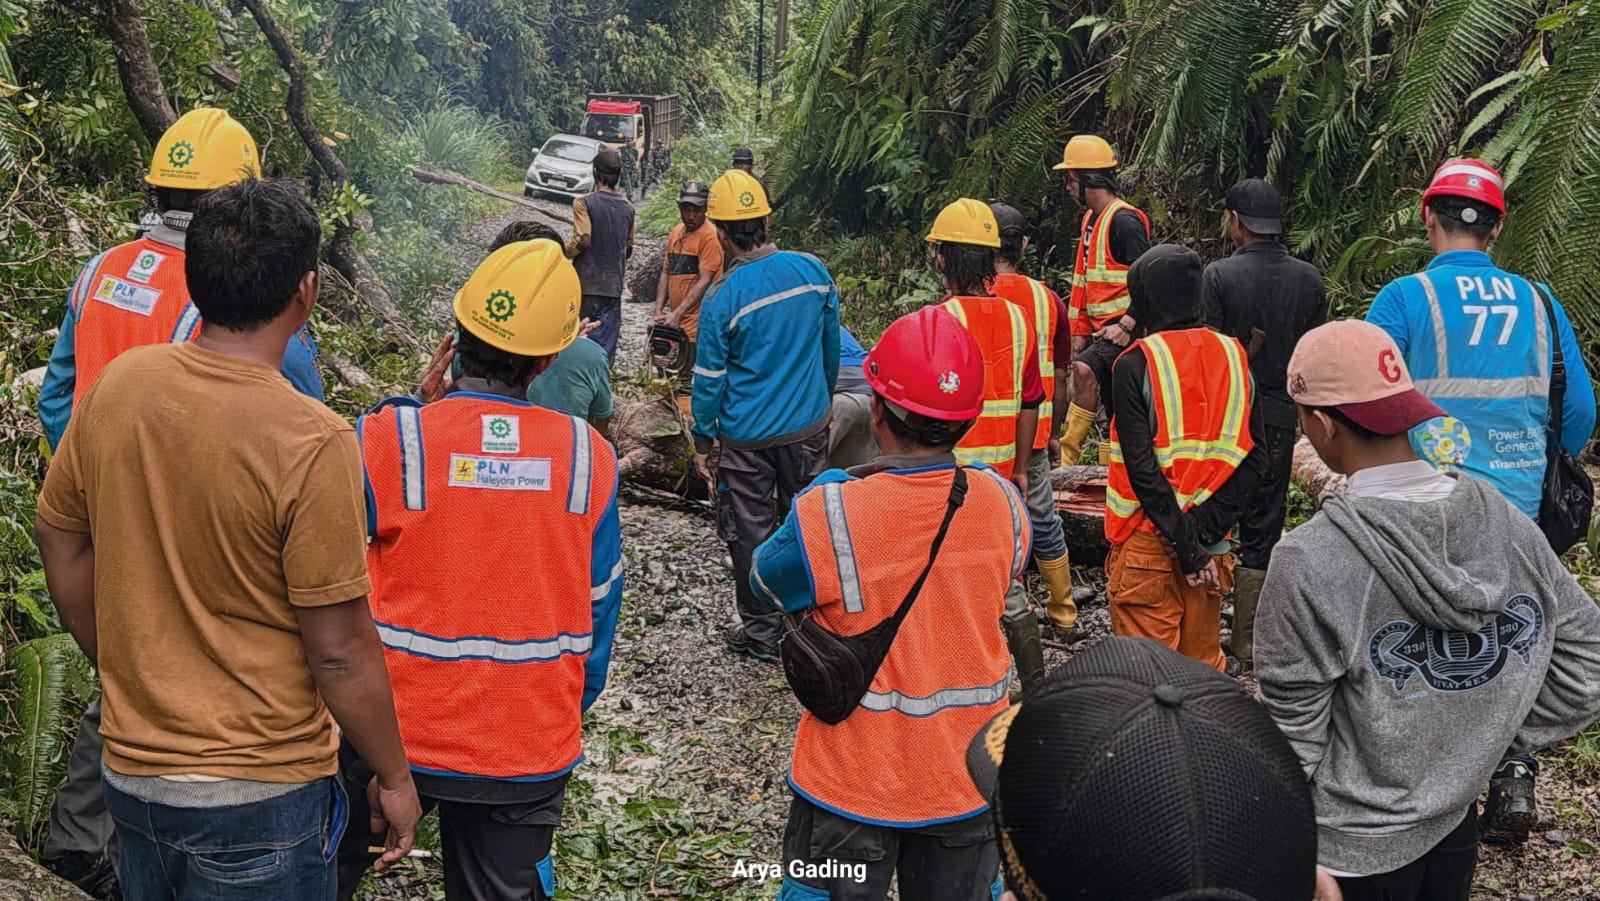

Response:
(443, 390), (535, 407)
(1427, 249), (1494, 270)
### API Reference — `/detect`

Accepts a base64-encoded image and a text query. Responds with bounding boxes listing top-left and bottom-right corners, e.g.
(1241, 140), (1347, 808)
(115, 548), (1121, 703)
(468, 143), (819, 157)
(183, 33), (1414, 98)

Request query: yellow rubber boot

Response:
(1037, 553), (1078, 628)
(1059, 403), (1096, 465)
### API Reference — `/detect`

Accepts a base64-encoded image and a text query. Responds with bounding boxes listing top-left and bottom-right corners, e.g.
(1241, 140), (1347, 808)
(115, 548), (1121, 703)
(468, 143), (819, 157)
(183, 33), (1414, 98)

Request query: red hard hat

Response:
(864, 307), (986, 421)
(1421, 158), (1506, 216)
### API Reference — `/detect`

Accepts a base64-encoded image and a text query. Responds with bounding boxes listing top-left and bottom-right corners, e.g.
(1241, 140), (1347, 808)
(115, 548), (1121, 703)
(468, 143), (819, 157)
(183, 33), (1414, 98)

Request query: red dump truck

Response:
(580, 93), (683, 191)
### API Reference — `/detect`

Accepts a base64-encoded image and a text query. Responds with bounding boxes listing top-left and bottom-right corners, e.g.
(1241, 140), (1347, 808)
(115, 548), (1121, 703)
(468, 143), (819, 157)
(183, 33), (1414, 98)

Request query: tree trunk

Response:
(234, 0), (415, 347)
(52, 0), (175, 144)
(0, 837), (90, 900)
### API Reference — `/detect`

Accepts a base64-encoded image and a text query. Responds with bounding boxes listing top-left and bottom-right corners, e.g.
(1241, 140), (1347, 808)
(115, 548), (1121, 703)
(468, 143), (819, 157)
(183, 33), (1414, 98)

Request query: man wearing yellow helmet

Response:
(337, 239), (623, 901)
(35, 108), (327, 897)
(38, 108), (325, 453)
(694, 169), (840, 662)
(1052, 134), (1151, 466)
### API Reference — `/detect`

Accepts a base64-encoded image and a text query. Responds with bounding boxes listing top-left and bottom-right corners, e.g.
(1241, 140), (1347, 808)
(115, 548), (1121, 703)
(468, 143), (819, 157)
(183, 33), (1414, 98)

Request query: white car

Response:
(524, 134), (602, 201)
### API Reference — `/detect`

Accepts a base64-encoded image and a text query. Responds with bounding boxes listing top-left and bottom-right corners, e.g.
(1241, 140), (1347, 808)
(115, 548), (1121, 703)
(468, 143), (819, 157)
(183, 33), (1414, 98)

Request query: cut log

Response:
(1291, 436), (1344, 503)
(1053, 463), (1110, 565)
(611, 394), (707, 500)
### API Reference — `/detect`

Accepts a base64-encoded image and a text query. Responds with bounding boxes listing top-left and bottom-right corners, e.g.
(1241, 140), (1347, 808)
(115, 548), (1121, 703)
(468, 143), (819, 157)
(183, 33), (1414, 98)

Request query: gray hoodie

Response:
(1256, 474), (1600, 876)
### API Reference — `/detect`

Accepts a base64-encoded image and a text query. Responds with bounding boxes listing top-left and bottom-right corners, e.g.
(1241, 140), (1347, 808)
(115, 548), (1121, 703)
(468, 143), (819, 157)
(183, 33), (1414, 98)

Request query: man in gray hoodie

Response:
(1257, 319), (1600, 900)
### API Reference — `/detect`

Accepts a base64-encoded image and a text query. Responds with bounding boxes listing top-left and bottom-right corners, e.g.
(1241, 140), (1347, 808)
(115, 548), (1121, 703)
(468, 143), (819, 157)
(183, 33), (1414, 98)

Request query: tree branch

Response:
(51, 0), (176, 143)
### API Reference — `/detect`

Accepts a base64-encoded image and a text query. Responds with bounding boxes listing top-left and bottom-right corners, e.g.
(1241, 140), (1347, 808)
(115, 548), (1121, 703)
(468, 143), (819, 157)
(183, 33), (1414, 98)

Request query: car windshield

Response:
(583, 114), (635, 142)
(541, 140), (596, 163)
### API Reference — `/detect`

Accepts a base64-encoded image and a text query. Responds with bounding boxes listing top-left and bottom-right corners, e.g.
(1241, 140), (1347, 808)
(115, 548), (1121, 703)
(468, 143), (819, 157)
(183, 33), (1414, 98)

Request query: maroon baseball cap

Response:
(1287, 320), (1445, 435)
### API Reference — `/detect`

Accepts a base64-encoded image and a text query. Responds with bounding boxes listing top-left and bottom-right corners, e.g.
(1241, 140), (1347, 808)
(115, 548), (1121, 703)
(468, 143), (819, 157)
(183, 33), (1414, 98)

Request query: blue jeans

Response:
(580, 294), (621, 364)
(103, 775), (346, 901)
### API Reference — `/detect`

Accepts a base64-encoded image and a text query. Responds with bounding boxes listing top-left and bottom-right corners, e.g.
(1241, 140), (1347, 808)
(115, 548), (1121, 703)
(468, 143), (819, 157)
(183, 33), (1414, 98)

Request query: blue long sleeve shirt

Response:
(1367, 250), (1597, 519)
(691, 245), (840, 453)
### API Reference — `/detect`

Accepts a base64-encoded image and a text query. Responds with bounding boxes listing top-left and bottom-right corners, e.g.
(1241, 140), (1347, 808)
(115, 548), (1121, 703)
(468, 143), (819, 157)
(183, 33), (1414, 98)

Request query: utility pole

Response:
(756, 0), (765, 123)
(773, 0), (788, 103)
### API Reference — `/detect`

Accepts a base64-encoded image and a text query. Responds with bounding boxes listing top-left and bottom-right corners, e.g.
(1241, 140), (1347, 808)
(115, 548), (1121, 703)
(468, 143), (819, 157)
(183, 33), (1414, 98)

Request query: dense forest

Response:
(4, 0), (1600, 897)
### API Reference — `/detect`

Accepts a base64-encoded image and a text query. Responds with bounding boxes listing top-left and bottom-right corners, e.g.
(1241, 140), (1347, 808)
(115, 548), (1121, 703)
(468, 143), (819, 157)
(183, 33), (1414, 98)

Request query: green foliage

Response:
(638, 122), (775, 236)
(0, 635), (95, 851)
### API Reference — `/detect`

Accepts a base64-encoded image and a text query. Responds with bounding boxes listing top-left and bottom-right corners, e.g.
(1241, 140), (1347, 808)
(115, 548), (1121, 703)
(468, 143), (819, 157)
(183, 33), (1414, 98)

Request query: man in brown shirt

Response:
(34, 178), (420, 900)
(652, 179), (724, 339)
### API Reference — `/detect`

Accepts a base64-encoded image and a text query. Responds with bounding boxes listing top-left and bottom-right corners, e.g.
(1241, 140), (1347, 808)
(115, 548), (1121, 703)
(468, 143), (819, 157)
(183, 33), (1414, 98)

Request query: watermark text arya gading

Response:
(731, 858), (868, 884)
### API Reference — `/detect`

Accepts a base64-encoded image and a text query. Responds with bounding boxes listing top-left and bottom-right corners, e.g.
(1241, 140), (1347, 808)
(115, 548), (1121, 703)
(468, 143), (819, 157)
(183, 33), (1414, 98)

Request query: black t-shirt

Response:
(1085, 208), (1151, 267)
(1200, 243), (1327, 430)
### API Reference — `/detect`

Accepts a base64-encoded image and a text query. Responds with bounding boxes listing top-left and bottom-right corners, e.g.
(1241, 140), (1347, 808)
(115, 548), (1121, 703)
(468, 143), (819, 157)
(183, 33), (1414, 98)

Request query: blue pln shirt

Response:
(1367, 250), (1596, 519)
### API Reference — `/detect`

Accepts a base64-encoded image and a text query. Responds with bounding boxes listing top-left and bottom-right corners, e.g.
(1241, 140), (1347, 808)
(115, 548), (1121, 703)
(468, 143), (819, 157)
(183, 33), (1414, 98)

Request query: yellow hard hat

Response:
(452, 240), (581, 357)
(147, 108), (261, 190)
(1052, 134), (1118, 171)
(925, 198), (1001, 248)
(706, 169), (771, 221)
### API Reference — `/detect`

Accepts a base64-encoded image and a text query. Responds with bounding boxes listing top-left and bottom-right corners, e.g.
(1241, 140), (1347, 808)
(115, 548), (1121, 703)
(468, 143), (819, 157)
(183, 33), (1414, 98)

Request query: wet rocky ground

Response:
(357, 202), (1600, 900)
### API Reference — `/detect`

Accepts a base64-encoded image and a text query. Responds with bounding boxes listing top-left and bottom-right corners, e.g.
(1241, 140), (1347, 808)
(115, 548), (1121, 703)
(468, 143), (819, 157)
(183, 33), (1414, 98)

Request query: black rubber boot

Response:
(1002, 610), (1047, 699)
(1480, 756), (1537, 844)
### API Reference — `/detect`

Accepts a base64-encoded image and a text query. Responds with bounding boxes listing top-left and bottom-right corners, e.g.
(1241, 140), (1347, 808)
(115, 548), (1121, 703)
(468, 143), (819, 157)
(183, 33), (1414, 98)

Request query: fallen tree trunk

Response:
(0, 837), (90, 900)
(611, 394), (707, 500)
(1053, 463), (1110, 564)
(1291, 436), (1345, 502)
(410, 169), (573, 225)
(627, 246), (664, 301)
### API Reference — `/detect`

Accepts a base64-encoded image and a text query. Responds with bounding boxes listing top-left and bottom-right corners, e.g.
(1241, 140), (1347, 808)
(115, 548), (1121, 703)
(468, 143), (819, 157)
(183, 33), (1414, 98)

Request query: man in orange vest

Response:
(752, 306), (1029, 901)
(1103, 245), (1267, 671)
(35, 108), (324, 897)
(1053, 135), (1151, 466)
(989, 202), (1090, 631)
(336, 240), (623, 901)
(39, 108), (323, 452)
(926, 198), (1049, 692)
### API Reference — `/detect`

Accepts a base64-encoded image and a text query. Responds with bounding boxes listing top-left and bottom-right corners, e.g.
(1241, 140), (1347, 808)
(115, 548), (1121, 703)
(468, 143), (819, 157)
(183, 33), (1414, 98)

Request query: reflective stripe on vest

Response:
(1103, 329), (1254, 544)
(71, 238), (194, 406)
(1026, 277), (1056, 448)
(1413, 272), (1552, 399)
(360, 396), (617, 780)
(1069, 199), (1150, 331)
(942, 297), (1028, 478)
(789, 466), (1019, 826)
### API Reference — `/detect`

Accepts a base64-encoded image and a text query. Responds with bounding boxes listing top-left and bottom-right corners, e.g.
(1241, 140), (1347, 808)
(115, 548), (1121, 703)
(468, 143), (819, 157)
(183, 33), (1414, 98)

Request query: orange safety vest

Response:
(69, 236), (200, 406)
(788, 464), (1026, 826)
(940, 296), (1034, 478)
(360, 394), (618, 780)
(992, 273), (1060, 450)
(1105, 329), (1254, 544)
(1068, 198), (1151, 335)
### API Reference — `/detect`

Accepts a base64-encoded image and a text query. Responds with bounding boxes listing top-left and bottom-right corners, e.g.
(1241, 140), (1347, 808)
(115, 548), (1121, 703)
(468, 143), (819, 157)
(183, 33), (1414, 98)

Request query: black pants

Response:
(1238, 425), (1297, 570)
(718, 430), (830, 648)
(1075, 336), (1122, 412)
(336, 765), (562, 901)
(1335, 806), (1477, 901)
(781, 796), (999, 901)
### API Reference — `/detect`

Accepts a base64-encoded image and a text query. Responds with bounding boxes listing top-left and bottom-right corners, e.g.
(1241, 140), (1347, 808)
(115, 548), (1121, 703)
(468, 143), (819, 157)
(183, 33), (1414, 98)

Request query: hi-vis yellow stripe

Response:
(1107, 475), (1218, 515)
(1026, 277), (1055, 426)
(955, 444), (1016, 465)
(942, 298), (1027, 410)
(1142, 331), (1251, 470)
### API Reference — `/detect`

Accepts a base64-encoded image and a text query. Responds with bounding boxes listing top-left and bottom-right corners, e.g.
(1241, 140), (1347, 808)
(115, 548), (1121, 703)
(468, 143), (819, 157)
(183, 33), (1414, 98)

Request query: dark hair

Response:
(154, 186), (208, 214)
(455, 322), (540, 386)
(595, 165), (620, 189)
(937, 242), (996, 295)
(715, 217), (768, 252)
(185, 179), (321, 332)
(997, 230), (1025, 264)
(1315, 405), (1384, 441)
(1426, 195), (1499, 240)
(491, 220), (562, 251)
(875, 395), (973, 450)
(1080, 169), (1120, 193)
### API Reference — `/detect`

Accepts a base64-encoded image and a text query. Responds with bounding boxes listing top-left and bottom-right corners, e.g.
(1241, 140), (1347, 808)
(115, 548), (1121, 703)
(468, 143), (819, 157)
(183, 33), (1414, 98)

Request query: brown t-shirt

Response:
(37, 342), (371, 782)
(663, 219), (724, 337)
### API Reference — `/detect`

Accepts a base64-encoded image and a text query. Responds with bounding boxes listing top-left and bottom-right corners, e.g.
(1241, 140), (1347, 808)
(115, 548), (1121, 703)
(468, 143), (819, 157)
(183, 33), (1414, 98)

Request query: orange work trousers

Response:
(1106, 529), (1233, 671)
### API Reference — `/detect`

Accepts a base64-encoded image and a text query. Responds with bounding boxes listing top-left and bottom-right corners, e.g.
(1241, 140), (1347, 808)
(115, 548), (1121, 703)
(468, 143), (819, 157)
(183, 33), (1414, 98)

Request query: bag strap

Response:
(1536, 285), (1566, 443)
(881, 467), (969, 633)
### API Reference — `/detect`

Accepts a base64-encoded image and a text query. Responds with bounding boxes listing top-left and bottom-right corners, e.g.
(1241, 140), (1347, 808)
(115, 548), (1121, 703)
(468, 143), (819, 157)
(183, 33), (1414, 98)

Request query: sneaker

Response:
(724, 624), (778, 663)
(1480, 759), (1537, 844)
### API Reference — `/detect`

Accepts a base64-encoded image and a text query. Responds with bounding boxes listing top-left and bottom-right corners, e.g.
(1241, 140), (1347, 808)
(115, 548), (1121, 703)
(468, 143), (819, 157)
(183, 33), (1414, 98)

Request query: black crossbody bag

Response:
(778, 467), (969, 725)
(1536, 286), (1593, 555)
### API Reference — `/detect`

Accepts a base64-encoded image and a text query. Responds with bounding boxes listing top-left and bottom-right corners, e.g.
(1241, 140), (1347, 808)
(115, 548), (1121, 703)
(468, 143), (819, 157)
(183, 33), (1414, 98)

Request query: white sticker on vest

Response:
(481, 414), (520, 453)
(92, 276), (161, 316)
(126, 249), (165, 283)
(449, 454), (550, 491)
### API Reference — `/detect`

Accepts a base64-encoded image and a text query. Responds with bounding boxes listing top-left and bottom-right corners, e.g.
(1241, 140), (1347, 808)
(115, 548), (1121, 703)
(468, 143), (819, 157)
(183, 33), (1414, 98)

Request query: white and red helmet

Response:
(1421, 158), (1506, 220)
